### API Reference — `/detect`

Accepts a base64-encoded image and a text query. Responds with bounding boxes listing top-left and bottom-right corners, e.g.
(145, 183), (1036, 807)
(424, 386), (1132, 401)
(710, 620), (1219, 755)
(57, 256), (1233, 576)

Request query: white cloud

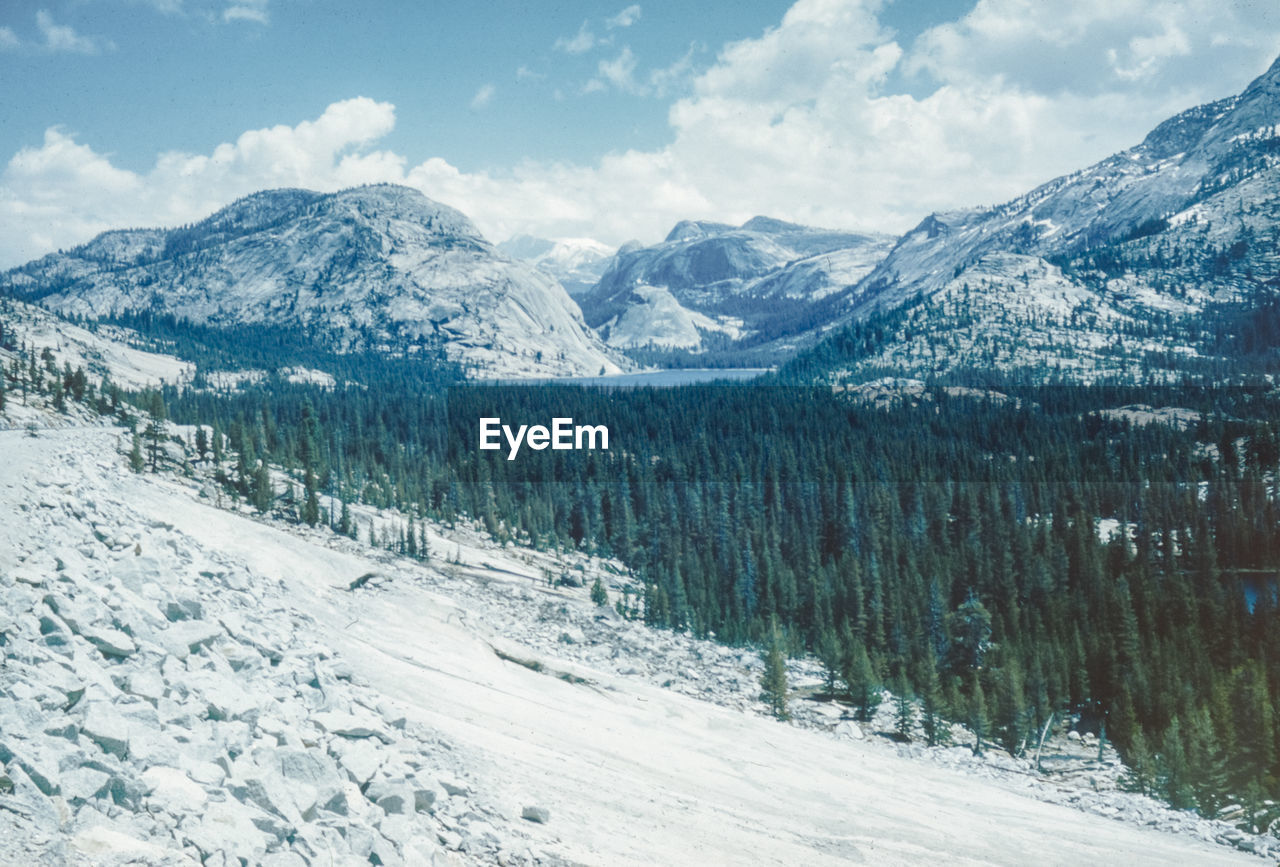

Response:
(36, 10), (113, 54)
(606, 5), (642, 29)
(0, 27), (19, 50)
(0, 98), (400, 265)
(223, 1), (269, 24)
(131, 0), (186, 13)
(648, 43), (700, 97)
(470, 83), (496, 110)
(587, 47), (640, 94)
(907, 0), (1275, 96)
(554, 21), (596, 54)
(586, 44), (698, 97)
(5, 0), (1280, 267)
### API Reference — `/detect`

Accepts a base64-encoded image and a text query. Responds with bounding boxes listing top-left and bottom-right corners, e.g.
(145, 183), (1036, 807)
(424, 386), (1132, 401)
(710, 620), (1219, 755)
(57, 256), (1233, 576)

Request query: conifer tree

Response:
(969, 673), (990, 757)
(302, 467), (321, 526)
(1120, 728), (1156, 796)
(129, 429), (145, 474)
(252, 462), (272, 513)
(339, 499), (352, 538)
(894, 674), (915, 741)
(816, 623), (843, 696)
(1161, 717), (1194, 810)
(146, 391), (167, 471)
(760, 616), (790, 721)
(920, 657), (949, 747)
(844, 639), (881, 723)
(995, 658), (1029, 755)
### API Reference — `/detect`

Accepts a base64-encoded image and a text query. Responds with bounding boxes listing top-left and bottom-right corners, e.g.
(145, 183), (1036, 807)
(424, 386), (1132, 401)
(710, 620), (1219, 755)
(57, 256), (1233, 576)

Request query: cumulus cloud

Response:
(0, 27), (19, 50)
(36, 10), (114, 54)
(470, 83), (496, 110)
(586, 44), (700, 97)
(554, 21), (596, 54)
(223, 1), (269, 24)
(5, 0), (1280, 266)
(907, 0), (1280, 97)
(0, 98), (400, 264)
(588, 47), (640, 94)
(606, 5), (642, 29)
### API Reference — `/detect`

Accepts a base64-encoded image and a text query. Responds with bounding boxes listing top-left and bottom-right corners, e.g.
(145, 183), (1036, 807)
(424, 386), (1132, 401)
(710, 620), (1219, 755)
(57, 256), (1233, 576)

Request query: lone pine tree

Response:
(760, 617), (790, 721)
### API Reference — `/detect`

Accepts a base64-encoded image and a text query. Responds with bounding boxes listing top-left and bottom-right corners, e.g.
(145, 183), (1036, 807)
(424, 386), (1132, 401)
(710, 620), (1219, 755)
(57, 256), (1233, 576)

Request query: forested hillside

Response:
(9, 309), (1268, 834)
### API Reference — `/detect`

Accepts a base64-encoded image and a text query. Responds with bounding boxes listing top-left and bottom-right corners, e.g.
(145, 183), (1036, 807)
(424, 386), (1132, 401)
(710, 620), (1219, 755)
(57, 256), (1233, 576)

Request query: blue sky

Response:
(3, 0), (1280, 266)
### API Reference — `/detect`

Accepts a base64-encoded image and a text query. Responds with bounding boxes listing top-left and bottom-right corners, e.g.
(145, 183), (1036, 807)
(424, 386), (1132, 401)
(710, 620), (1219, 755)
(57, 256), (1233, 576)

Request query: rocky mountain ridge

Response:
(0, 185), (625, 380)
(578, 216), (895, 355)
(786, 56), (1280, 383)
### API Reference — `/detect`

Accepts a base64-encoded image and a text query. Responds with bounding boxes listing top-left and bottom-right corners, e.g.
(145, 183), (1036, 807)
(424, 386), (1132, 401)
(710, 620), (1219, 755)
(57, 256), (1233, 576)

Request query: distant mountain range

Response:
(4, 57), (1280, 385)
(781, 56), (1280, 383)
(577, 217), (895, 356)
(0, 185), (625, 379)
(497, 235), (615, 298)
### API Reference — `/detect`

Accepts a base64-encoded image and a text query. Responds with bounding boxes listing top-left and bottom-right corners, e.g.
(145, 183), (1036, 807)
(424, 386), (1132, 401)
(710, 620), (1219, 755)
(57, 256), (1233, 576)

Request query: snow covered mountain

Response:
(790, 56), (1280, 383)
(578, 217), (895, 355)
(496, 235), (615, 298)
(0, 185), (626, 380)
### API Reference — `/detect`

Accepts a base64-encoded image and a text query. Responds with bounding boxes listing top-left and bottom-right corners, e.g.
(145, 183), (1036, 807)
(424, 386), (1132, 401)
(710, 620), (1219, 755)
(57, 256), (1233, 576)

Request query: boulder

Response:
(180, 800), (273, 862)
(160, 621), (222, 658)
(125, 669), (166, 703)
(521, 805), (551, 824)
(60, 767), (110, 804)
(330, 738), (383, 786)
(439, 776), (471, 797)
(79, 625), (137, 659)
(141, 766), (207, 814)
(277, 749), (346, 818)
(834, 720), (864, 740)
(366, 778), (414, 815)
(38, 615), (73, 649)
(228, 769), (304, 826)
(344, 824), (377, 859)
(106, 771), (148, 809)
(163, 597), (204, 622)
(81, 702), (130, 759)
(185, 671), (258, 723)
(0, 740), (61, 796)
(409, 778), (438, 814)
(70, 825), (184, 864)
(312, 710), (390, 742)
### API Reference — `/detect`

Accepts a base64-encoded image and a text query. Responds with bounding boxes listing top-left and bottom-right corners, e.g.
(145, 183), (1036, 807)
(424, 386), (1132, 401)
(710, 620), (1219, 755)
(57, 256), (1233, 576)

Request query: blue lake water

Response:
(505, 368), (772, 387)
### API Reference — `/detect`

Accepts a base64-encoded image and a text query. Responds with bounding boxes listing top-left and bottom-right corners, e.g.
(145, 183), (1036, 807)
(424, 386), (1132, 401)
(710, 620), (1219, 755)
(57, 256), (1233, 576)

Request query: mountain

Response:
(0, 185), (625, 379)
(497, 234), (615, 297)
(786, 57), (1280, 383)
(578, 217), (895, 356)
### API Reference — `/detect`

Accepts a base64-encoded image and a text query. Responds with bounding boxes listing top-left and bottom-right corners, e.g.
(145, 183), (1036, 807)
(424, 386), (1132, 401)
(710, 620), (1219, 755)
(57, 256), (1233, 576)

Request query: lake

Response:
(505, 368), (772, 387)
